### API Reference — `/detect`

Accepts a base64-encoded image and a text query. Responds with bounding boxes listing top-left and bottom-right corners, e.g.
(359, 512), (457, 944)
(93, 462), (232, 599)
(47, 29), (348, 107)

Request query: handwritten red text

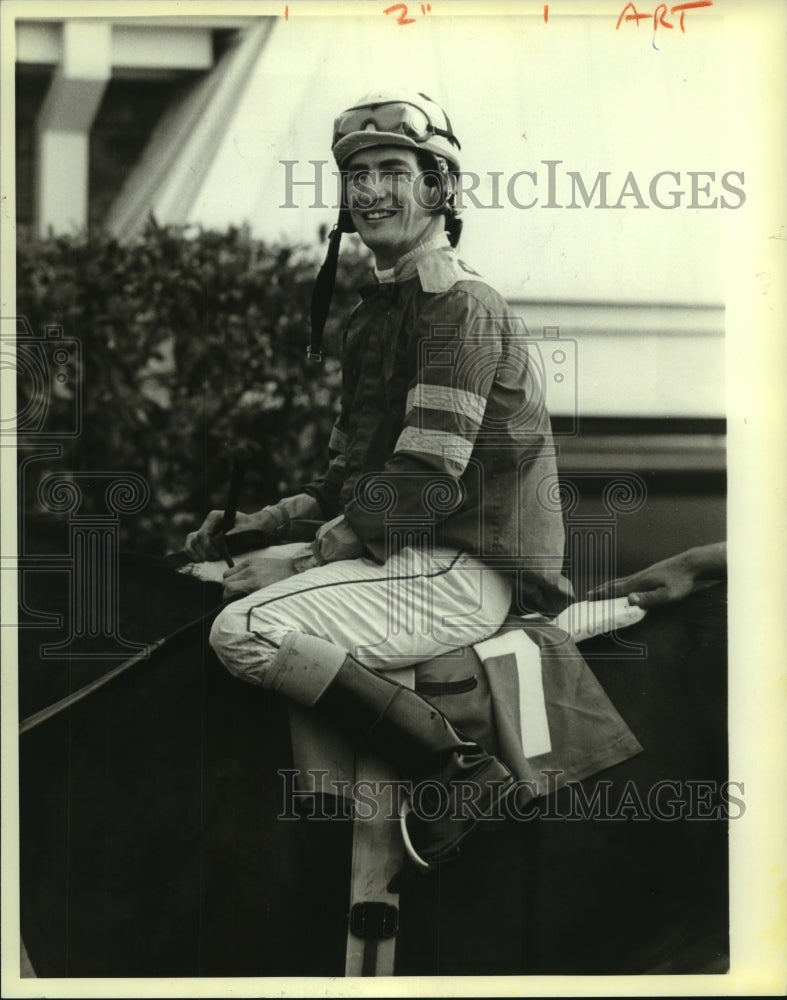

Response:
(383, 2), (433, 26)
(616, 1), (713, 33)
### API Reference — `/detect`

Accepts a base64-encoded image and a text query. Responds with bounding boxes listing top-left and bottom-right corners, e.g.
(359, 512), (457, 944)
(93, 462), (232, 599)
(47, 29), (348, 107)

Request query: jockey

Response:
(185, 90), (574, 880)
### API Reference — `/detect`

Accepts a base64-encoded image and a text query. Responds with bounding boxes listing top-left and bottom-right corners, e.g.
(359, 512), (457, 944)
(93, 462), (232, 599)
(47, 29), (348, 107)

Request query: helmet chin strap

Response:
(308, 213), (348, 362)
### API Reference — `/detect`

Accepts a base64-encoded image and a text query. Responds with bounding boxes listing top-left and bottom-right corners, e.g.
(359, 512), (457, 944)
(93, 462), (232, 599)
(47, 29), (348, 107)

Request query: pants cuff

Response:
(264, 632), (348, 707)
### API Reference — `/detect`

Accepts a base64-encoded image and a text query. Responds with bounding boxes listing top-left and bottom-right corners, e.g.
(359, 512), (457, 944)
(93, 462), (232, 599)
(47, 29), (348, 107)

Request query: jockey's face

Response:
(344, 147), (444, 270)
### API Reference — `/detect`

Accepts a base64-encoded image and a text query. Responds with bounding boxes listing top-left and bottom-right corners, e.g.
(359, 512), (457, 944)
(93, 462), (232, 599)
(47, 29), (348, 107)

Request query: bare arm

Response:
(586, 542), (727, 609)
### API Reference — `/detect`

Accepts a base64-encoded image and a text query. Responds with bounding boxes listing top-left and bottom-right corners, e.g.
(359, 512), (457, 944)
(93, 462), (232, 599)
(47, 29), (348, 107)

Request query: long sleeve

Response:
(301, 411), (350, 519)
(342, 289), (504, 543)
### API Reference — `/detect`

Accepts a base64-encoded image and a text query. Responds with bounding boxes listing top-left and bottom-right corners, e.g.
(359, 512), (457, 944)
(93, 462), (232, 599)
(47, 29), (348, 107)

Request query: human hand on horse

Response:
(220, 544), (310, 598)
(586, 541), (726, 609)
(217, 511), (364, 597)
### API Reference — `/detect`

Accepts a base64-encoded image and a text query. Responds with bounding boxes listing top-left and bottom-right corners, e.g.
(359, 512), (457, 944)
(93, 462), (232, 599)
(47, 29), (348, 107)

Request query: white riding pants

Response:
(209, 544), (512, 684)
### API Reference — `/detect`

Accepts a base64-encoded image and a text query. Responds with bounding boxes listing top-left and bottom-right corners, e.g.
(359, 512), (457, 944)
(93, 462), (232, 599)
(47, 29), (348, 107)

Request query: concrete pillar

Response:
(35, 21), (111, 236)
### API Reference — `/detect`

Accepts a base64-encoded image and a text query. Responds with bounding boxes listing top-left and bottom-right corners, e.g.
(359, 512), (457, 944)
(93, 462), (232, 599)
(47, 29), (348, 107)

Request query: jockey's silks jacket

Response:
(303, 240), (574, 616)
(292, 240), (642, 798)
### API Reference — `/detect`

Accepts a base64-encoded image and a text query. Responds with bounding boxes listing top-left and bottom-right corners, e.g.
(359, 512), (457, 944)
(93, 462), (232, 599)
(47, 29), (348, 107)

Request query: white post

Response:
(34, 21), (111, 236)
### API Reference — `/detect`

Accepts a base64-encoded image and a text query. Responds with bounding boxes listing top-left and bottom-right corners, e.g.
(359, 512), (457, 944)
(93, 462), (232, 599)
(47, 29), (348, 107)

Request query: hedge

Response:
(16, 220), (373, 554)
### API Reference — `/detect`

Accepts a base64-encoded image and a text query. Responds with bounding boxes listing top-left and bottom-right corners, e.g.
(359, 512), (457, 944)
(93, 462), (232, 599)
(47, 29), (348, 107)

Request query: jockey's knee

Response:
(209, 603), (280, 685)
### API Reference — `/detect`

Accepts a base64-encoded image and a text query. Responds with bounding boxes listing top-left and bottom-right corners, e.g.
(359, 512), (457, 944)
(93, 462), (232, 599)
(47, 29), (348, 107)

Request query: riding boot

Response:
(264, 633), (515, 884)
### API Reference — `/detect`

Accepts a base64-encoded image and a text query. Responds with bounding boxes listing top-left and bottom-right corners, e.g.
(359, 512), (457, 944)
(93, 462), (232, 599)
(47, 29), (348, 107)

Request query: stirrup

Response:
(399, 798), (432, 871)
(388, 796), (462, 893)
(387, 801), (461, 893)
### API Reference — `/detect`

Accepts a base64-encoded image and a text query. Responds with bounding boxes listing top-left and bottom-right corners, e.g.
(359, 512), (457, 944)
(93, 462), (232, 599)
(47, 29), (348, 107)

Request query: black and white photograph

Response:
(1, 0), (785, 995)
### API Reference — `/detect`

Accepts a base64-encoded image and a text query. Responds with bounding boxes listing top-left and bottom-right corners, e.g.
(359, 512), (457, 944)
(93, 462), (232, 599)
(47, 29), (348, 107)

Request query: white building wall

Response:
(190, 11), (728, 306)
(186, 11), (728, 420)
(16, 10), (732, 420)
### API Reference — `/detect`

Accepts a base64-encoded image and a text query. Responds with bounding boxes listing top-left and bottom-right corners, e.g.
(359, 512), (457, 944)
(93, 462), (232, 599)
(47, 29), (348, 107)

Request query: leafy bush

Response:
(16, 220), (372, 554)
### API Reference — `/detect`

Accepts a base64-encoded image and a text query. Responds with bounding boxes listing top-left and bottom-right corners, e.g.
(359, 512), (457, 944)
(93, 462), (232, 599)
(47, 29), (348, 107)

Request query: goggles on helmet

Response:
(332, 101), (461, 152)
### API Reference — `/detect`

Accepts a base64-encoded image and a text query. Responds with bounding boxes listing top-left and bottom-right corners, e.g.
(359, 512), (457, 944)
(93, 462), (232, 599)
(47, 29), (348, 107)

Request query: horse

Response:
(17, 516), (728, 977)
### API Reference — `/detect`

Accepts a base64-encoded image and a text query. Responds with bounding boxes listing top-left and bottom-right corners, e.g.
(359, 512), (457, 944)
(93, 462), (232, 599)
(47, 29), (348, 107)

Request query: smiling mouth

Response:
(361, 209), (397, 221)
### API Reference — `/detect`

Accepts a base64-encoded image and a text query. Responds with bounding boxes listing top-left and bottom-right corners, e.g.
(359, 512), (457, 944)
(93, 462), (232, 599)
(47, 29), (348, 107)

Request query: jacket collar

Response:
(379, 231), (451, 283)
(361, 233), (481, 297)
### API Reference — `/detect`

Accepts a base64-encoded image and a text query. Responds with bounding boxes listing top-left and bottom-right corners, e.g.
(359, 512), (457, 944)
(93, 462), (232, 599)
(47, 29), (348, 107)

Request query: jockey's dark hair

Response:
(414, 149), (463, 248)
